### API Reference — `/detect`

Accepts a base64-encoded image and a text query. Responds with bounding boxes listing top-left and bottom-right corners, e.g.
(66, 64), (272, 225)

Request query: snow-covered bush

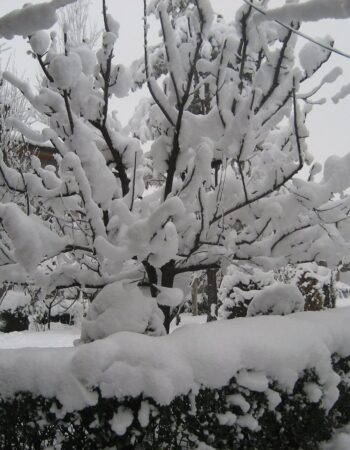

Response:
(295, 263), (336, 310)
(2, 366), (345, 450)
(275, 262), (337, 311)
(219, 263), (334, 320)
(218, 265), (274, 319)
(1, 308), (350, 449)
(0, 290), (30, 332)
(247, 282), (304, 317)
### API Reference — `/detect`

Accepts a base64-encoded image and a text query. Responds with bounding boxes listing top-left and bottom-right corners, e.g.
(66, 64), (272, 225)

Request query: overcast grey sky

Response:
(1, 0), (350, 167)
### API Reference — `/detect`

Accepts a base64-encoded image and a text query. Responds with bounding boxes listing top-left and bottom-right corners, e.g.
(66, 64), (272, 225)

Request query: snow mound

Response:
(80, 281), (166, 342)
(247, 283), (305, 317)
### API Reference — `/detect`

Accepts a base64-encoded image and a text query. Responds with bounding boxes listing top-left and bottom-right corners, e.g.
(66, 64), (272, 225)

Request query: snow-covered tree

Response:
(2, 0), (350, 336)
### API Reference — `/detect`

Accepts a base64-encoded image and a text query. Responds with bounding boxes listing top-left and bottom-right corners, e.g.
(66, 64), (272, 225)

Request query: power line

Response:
(242, 0), (350, 60)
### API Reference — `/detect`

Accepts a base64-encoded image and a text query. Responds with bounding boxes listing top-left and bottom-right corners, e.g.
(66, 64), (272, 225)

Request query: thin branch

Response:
(90, 121), (129, 196)
(102, 0), (110, 32)
(130, 151), (137, 211)
(210, 80), (303, 225)
(19, 169), (30, 215)
(63, 90), (74, 134)
(37, 54), (54, 83)
(159, 10), (181, 106)
(237, 218), (272, 246)
(163, 1), (205, 200)
(143, 0), (175, 127)
(257, 28), (293, 111)
(216, 39), (228, 127)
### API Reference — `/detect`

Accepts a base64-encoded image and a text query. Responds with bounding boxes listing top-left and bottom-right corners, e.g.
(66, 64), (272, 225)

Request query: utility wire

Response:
(242, 0), (350, 60)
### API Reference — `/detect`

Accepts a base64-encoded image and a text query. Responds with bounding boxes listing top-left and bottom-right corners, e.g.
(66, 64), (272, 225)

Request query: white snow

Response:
(304, 382), (323, 403)
(72, 46), (97, 76)
(110, 406), (133, 436)
(138, 400), (151, 427)
(227, 393), (250, 413)
(0, 323), (80, 349)
(217, 411), (237, 426)
(333, 83), (350, 104)
(236, 414), (260, 432)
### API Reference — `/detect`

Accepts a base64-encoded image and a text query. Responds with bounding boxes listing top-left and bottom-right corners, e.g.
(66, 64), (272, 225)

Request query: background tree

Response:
(57, 0), (101, 49)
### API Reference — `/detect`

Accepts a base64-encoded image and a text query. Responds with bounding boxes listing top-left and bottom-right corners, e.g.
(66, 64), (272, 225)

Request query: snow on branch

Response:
(245, 0), (350, 60)
(0, 0), (77, 39)
(257, 0), (350, 23)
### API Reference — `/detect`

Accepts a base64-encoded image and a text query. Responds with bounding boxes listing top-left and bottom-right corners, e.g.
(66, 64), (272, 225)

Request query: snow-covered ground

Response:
(1, 297), (350, 349)
(169, 313), (207, 332)
(0, 313), (205, 349)
(0, 323), (80, 349)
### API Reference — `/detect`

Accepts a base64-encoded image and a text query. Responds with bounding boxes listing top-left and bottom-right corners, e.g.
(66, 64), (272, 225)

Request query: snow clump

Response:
(247, 283), (305, 317)
(0, 0), (76, 39)
(50, 53), (82, 90)
(80, 281), (166, 342)
(29, 31), (51, 56)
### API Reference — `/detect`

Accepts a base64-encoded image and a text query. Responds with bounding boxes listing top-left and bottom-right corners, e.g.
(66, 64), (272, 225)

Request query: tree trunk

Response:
(206, 268), (218, 321)
(47, 304), (51, 330)
(192, 277), (199, 316)
(143, 260), (159, 297)
(161, 261), (175, 333)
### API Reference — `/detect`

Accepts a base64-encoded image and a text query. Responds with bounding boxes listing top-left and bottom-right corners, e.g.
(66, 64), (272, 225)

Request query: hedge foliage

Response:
(1, 353), (350, 449)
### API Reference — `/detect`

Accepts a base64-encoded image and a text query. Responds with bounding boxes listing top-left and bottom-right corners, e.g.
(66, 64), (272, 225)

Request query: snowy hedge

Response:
(2, 308), (350, 449)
